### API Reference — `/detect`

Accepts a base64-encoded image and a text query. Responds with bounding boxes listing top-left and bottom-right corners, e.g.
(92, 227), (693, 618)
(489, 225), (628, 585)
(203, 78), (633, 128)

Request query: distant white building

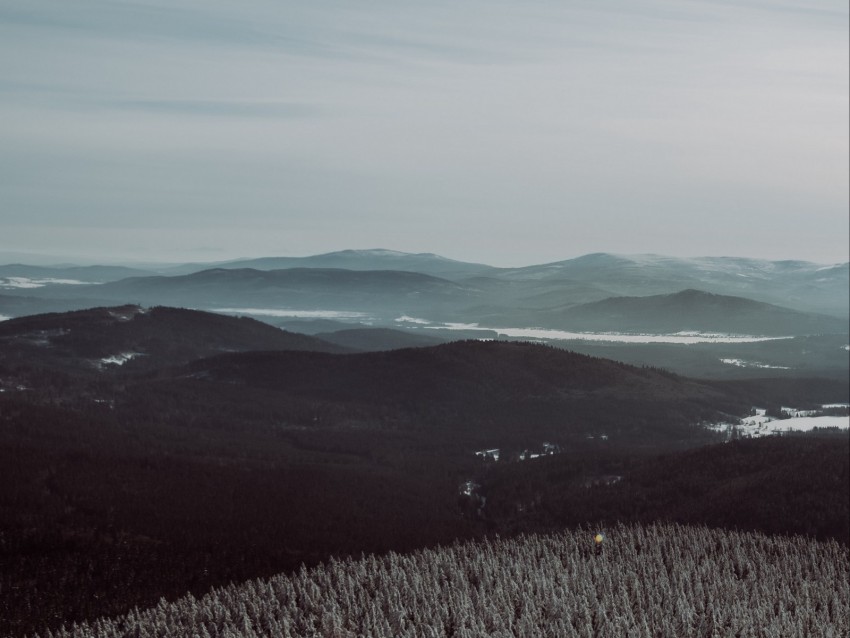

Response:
(474, 448), (500, 462)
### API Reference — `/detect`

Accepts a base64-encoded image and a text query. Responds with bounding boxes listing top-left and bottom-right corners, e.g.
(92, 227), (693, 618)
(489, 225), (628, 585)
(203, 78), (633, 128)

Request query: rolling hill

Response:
(492, 253), (849, 318)
(0, 305), (847, 637)
(0, 305), (345, 375)
(316, 327), (450, 351)
(158, 340), (749, 451)
(166, 248), (495, 279)
(537, 289), (848, 336)
(5, 250), (846, 322)
(19, 268), (479, 318)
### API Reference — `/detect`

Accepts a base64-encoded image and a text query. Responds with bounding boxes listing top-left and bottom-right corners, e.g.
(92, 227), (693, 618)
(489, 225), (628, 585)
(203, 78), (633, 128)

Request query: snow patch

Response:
(0, 314), (10, 322)
(460, 480), (480, 496)
(720, 358), (790, 370)
(108, 308), (144, 321)
(100, 352), (141, 366)
(394, 315), (431, 325)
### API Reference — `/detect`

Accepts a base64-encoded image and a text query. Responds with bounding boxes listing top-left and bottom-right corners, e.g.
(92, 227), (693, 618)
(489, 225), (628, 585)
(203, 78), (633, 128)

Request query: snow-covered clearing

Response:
(0, 315), (10, 322)
(705, 409), (849, 439)
(764, 415), (850, 432)
(720, 358), (790, 369)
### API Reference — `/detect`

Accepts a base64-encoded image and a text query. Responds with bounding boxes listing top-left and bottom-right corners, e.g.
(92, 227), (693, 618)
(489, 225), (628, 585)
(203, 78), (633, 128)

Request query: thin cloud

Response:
(0, 0), (847, 265)
(112, 99), (322, 118)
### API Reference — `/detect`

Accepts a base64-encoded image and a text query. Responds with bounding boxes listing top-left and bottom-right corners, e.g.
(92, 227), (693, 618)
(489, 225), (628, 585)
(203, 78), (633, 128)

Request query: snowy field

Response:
(0, 315), (9, 322)
(99, 353), (141, 366)
(719, 358), (790, 369)
(760, 415), (850, 432)
(706, 407), (849, 439)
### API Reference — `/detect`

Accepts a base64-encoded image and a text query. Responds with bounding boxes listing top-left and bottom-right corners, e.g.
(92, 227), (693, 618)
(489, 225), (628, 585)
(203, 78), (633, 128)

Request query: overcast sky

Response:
(1, 0), (847, 266)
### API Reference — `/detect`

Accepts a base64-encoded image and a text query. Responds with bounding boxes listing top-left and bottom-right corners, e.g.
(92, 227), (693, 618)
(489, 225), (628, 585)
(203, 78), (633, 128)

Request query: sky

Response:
(0, 0), (848, 267)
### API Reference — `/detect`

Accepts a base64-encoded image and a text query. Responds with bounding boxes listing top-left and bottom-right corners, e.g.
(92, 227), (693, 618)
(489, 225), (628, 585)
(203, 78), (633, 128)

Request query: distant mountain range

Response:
(10, 268), (475, 320)
(488, 253), (849, 317)
(1, 249), (847, 384)
(2, 249), (846, 317)
(164, 249), (494, 279)
(5, 264), (846, 332)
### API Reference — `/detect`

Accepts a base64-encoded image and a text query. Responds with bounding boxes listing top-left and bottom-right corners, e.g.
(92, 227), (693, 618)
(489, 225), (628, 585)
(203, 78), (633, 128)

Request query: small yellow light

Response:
(594, 533), (604, 544)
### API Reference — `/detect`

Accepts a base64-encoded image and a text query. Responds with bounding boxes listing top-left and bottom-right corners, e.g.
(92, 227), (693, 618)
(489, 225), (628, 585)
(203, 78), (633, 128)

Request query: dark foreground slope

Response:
(480, 436), (850, 541)
(1, 405), (847, 636)
(36, 524), (850, 638)
(1, 308), (847, 636)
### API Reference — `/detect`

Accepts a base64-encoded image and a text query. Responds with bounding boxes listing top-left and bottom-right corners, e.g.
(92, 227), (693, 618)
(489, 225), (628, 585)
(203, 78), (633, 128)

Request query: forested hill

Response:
(315, 326), (449, 351)
(171, 340), (740, 447)
(35, 524), (850, 638)
(481, 435), (850, 542)
(0, 305), (346, 370)
(539, 288), (848, 336)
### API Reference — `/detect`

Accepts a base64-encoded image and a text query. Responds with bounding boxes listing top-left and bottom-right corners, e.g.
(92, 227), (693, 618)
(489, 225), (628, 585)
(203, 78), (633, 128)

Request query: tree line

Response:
(35, 523), (850, 638)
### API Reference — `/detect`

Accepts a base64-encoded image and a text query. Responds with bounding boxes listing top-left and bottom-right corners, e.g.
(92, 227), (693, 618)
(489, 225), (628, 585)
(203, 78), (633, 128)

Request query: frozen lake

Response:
(211, 307), (372, 320)
(427, 323), (792, 344)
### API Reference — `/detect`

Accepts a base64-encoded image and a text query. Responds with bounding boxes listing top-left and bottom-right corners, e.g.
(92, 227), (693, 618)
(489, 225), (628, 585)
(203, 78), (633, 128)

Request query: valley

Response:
(2, 250), (847, 382)
(0, 251), (847, 637)
(5, 2), (848, 634)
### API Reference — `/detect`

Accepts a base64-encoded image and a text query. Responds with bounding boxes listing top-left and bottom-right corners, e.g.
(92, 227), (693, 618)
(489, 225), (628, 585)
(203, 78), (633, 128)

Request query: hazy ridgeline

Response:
(38, 523), (849, 638)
